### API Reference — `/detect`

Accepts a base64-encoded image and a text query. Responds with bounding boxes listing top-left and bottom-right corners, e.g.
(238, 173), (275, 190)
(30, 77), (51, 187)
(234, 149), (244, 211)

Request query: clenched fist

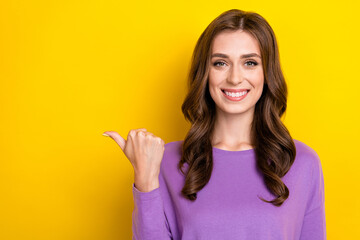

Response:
(103, 129), (165, 192)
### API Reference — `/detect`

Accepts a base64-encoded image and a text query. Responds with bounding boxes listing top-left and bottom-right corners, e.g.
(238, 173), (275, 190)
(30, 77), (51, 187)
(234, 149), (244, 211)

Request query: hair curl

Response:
(179, 9), (296, 207)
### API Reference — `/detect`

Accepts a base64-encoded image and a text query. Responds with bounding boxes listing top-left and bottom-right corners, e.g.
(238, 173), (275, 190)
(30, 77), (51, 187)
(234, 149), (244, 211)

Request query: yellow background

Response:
(0, 0), (359, 239)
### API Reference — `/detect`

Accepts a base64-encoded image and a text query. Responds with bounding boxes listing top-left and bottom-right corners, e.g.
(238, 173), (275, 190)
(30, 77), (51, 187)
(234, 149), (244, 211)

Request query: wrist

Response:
(134, 173), (159, 192)
(134, 179), (159, 192)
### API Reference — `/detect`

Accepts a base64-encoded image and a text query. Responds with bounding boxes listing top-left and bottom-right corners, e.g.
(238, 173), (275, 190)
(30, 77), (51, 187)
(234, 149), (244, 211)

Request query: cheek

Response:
(208, 70), (222, 84)
(254, 75), (265, 98)
(208, 79), (218, 100)
(208, 71), (222, 96)
(247, 71), (264, 100)
(252, 70), (264, 88)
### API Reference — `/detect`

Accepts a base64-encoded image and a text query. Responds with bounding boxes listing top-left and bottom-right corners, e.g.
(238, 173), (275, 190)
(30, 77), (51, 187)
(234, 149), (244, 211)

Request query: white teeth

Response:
(224, 90), (247, 97)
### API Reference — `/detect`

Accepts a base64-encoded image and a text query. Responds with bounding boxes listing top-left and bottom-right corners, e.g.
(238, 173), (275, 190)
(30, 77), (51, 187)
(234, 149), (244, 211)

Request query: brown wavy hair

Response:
(179, 9), (296, 206)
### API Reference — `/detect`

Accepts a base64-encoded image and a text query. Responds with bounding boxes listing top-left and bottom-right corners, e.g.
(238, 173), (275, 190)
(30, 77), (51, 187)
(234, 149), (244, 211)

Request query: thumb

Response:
(103, 131), (126, 151)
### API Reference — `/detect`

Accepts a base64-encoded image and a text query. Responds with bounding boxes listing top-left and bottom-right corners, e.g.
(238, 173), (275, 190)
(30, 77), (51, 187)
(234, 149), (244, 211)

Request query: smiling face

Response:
(208, 29), (264, 116)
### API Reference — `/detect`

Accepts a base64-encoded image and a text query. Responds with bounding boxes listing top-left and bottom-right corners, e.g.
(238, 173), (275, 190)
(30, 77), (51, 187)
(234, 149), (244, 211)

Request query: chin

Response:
(217, 105), (253, 115)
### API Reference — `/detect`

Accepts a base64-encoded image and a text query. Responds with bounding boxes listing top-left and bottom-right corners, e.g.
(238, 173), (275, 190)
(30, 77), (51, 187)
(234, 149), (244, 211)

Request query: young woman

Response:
(103, 9), (326, 240)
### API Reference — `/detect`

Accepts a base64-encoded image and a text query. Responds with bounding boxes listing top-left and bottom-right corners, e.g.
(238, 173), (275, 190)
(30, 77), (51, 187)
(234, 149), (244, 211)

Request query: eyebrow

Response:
(211, 53), (261, 59)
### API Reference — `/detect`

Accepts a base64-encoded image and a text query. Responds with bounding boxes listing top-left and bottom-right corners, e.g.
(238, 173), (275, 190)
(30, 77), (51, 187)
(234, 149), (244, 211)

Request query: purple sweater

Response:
(131, 139), (326, 240)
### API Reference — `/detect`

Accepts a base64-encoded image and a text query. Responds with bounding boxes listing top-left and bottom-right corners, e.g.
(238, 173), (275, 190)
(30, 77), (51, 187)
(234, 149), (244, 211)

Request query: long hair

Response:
(179, 9), (296, 206)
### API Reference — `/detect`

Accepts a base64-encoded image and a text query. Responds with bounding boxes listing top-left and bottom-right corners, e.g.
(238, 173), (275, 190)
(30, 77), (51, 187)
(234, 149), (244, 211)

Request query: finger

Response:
(134, 128), (149, 138)
(135, 128), (147, 132)
(102, 131), (126, 151)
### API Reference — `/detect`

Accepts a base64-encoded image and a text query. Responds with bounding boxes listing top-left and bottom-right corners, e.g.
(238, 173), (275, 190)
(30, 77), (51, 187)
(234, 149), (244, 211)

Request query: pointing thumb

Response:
(103, 131), (126, 151)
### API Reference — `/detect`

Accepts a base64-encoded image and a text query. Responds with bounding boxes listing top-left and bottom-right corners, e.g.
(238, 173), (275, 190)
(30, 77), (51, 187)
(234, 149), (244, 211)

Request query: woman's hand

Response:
(103, 129), (165, 192)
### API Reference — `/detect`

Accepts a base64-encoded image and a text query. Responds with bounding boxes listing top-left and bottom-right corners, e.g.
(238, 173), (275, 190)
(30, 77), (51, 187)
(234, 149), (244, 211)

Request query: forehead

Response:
(211, 30), (261, 55)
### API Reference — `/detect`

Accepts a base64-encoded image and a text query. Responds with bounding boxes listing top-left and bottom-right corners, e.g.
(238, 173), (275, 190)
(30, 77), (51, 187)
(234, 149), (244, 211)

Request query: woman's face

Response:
(208, 29), (264, 116)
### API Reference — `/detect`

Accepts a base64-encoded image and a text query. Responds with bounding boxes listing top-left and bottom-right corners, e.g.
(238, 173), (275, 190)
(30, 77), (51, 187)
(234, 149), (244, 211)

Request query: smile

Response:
(221, 89), (249, 101)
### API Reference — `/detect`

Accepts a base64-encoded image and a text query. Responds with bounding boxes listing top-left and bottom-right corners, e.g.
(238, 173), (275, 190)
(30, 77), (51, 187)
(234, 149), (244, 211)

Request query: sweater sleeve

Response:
(299, 151), (327, 240)
(131, 183), (173, 240)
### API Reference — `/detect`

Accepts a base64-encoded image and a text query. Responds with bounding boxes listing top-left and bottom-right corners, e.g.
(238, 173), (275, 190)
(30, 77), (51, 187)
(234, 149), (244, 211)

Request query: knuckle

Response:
(156, 137), (164, 146)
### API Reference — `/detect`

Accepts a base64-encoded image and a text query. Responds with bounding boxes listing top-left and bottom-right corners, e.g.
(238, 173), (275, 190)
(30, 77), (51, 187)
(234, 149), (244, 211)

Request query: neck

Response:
(210, 106), (255, 151)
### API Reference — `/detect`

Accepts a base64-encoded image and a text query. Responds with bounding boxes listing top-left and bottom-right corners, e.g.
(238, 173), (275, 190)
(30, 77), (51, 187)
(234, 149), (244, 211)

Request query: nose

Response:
(227, 64), (244, 85)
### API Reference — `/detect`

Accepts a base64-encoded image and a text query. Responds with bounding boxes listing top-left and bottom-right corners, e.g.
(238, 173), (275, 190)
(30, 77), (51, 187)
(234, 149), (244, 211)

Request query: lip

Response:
(221, 89), (249, 102)
(221, 88), (250, 92)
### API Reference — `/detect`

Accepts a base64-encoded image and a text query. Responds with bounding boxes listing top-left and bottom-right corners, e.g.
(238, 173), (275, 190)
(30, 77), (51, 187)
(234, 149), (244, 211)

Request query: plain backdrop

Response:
(0, 0), (359, 239)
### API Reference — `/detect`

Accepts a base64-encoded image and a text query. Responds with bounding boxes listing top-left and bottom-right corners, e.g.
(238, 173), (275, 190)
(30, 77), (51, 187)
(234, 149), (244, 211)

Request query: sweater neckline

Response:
(212, 146), (255, 155)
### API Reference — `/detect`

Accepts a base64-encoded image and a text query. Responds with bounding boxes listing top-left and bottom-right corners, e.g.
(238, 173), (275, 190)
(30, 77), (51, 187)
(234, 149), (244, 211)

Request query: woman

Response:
(103, 9), (326, 240)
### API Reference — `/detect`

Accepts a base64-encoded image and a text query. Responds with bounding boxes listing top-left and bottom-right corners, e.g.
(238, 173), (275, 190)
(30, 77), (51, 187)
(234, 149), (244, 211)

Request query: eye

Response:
(213, 61), (226, 67)
(245, 61), (258, 67)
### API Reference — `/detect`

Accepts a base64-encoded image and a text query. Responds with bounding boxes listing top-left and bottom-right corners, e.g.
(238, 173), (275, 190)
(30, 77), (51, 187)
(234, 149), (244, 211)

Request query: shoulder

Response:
(293, 139), (321, 162)
(160, 140), (183, 168)
(282, 139), (324, 196)
(164, 140), (183, 153)
(292, 140), (325, 213)
(159, 140), (186, 181)
(164, 140), (183, 159)
(292, 139), (323, 175)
